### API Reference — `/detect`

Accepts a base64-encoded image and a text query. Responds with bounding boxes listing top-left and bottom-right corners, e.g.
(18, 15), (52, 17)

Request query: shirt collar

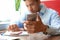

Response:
(39, 3), (47, 15)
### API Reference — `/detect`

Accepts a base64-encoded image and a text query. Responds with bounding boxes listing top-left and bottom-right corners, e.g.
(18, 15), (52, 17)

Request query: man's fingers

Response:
(27, 29), (35, 33)
(36, 13), (41, 21)
(24, 21), (30, 24)
(8, 24), (20, 32)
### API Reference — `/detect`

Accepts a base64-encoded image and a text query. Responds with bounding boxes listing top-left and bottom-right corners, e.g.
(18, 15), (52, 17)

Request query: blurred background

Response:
(0, 0), (60, 30)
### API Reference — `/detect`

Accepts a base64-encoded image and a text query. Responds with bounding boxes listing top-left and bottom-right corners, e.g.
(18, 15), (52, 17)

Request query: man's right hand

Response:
(8, 24), (20, 32)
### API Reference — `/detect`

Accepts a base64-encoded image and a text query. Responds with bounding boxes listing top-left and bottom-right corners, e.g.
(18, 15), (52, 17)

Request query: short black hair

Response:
(23, 0), (38, 1)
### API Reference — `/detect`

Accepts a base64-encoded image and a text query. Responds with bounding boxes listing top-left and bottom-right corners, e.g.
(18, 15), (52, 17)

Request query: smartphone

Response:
(26, 14), (37, 21)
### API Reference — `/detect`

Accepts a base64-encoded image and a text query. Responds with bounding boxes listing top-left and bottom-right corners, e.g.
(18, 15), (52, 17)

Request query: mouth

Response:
(30, 11), (37, 13)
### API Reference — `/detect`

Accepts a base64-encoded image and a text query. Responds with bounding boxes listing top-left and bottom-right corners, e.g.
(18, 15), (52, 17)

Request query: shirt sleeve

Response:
(46, 11), (60, 35)
(9, 13), (27, 28)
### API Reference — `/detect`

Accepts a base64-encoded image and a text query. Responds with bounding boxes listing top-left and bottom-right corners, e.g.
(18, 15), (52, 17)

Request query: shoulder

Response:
(47, 8), (58, 13)
(40, 3), (58, 16)
(46, 8), (59, 16)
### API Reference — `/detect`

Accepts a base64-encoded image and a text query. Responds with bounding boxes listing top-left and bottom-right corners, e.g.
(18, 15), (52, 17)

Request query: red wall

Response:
(41, 0), (60, 15)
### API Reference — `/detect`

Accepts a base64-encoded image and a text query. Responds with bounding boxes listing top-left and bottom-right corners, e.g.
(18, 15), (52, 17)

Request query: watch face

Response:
(26, 14), (37, 21)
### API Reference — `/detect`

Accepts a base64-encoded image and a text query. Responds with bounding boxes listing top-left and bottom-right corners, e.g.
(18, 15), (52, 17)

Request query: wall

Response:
(41, 0), (60, 15)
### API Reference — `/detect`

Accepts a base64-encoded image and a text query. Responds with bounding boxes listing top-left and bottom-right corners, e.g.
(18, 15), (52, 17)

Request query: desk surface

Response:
(0, 35), (60, 40)
(45, 36), (60, 40)
(0, 30), (29, 40)
(0, 30), (60, 40)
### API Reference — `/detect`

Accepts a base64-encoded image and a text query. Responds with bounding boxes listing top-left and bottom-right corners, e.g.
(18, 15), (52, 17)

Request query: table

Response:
(0, 35), (28, 40)
(45, 35), (60, 40)
(0, 35), (60, 40)
(0, 30), (60, 40)
(0, 30), (29, 40)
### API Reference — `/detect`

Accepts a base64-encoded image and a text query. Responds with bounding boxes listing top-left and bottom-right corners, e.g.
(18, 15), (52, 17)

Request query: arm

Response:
(8, 13), (27, 32)
(46, 11), (60, 35)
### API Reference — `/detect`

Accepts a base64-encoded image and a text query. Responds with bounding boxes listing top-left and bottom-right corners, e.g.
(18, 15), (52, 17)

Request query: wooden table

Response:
(45, 35), (60, 40)
(0, 35), (28, 40)
(0, 30), (29, 40)
(0, 30), (60, 40)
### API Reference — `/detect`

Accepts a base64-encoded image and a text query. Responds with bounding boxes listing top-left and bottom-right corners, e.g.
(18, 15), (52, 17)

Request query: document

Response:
(2, 31), (29, 36)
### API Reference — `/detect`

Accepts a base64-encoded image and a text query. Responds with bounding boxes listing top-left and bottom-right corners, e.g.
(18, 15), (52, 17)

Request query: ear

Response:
(37, 0), (41, 6)
(38, 0), (41, 3)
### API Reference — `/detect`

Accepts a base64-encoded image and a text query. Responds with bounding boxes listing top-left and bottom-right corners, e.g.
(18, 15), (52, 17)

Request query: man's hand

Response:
(24, 14), (48, 33)
(24, 21), (47, 33)
(8, 24), (20, 32)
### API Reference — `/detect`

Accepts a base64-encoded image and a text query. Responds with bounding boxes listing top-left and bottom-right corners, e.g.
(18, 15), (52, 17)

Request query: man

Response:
(8, 0), (60, 35)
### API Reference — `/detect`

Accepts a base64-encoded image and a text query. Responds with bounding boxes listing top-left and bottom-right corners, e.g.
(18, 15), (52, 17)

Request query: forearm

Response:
(46, 25), (60, 35)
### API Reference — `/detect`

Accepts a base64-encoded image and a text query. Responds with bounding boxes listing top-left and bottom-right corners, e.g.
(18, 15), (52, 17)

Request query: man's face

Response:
(25, 0), (40, 13)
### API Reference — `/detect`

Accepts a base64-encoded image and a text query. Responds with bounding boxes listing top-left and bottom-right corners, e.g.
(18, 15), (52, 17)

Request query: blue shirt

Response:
(10, 4), (60, 35)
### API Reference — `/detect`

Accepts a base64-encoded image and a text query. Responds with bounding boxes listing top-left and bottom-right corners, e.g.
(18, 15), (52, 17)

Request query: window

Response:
(0, 0), (20, 23)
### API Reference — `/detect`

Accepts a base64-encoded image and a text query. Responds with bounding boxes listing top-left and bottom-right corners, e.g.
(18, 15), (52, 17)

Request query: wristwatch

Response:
(43, 26), (49, 35)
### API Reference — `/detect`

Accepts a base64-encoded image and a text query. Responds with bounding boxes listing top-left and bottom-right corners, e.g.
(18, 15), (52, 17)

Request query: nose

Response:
(28, 6), (33, 11)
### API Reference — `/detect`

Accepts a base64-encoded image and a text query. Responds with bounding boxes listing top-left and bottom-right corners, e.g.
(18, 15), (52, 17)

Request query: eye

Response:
(26, 5), (28, 7)
(30, 3), (35, 6)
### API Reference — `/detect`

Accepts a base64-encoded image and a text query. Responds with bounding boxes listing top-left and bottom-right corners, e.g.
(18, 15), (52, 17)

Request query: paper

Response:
(19, 31), (28, 36)
(3, 31), (29, 36)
